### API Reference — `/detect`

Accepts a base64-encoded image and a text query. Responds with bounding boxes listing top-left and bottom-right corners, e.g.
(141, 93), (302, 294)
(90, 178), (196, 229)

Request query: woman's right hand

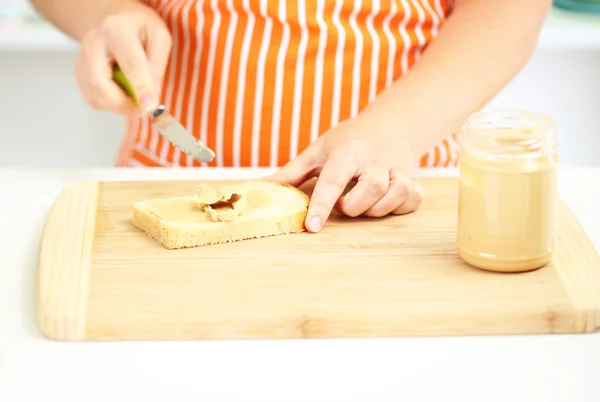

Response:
(75, 1), (172, 115)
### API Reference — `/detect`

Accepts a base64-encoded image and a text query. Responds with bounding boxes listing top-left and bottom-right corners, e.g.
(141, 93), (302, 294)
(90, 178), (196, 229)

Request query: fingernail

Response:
(139, 92), (157, 113)
(308, 215), (322, 232)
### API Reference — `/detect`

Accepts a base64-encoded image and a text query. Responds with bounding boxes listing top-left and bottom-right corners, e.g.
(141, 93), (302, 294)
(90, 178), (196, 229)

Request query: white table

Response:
(1, 167), (599, 402)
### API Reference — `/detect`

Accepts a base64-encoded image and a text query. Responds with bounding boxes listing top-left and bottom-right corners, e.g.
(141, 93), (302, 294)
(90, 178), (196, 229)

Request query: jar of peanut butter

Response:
(456, 109), (559, 273)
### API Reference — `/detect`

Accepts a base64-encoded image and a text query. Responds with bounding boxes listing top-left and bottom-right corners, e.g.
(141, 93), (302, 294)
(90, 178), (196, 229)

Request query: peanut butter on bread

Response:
(132, 180), (309, 249)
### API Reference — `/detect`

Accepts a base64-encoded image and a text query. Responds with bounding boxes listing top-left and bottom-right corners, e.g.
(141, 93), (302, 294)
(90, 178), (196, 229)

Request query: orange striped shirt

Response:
(116, 0), (459, 168)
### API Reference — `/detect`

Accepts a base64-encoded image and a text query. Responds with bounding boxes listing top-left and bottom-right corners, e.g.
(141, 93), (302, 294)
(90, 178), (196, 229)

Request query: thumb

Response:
(265, 144), (322, 187)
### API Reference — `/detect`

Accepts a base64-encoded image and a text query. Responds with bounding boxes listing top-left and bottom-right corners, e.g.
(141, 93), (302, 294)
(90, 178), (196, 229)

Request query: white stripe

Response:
(330, 0), (346, 126)
(433, 0), (446, 20)
(215, 0), (239, 168)
(289, 0), (308, 160)
(137, 112), (149, 149)
(270, 0), (290, 168)
(148, 107), (160, 155)
(251, 0), (273, 167)
(232, 0), (255, 167)
(382, 0), (398, 87)
(438, 143), (448, 166)
(409, 0), (427, 62)
(185, 1), (205, 167)
(349, 0), (363, 117)
(199, 0), (223, 165)
(398, 0), (412, 75)
(366, 0), (381, 102)
(421, 0), (441, 38)
(310, 0), (327, 143)
(426, 147), (435, 167)
(157, 0), (186, 164)
(128, 159), (144, 167)
(172, 0), (194, 167)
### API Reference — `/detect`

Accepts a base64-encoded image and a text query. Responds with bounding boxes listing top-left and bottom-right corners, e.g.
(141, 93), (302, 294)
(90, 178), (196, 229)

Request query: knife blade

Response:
(112, 65), (215, 164)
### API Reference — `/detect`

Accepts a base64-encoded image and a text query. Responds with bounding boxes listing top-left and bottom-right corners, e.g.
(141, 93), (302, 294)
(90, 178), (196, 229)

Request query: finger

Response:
(306, 150), (357, 233)
(77, 39), (138, 114)
(392, 180), (424, 215)
(363, 170), (412, 217)
(265, 144), (323, 187)
(144, 25), (172, 92)
(336, 168), (389, 217)
(107, 28), (158, 112)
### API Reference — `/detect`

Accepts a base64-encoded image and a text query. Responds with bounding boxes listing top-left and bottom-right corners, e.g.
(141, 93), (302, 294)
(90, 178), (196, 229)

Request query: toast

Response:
(132, 180), (310, 249)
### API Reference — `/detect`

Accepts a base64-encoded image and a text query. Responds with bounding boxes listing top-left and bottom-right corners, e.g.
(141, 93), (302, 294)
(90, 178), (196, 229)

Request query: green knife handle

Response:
(112, 64), (141, 107)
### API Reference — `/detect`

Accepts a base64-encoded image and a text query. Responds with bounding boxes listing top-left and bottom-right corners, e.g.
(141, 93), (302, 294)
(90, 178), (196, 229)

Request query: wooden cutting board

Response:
(36, 177), (600, 341)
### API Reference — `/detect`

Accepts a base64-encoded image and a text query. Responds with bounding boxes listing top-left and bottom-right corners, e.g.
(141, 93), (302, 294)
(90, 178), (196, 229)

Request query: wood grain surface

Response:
(36, 177), (600, 341)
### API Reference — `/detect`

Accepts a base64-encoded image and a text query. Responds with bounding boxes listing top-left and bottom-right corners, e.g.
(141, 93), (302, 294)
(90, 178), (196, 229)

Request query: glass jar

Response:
(456, 109), (559, 273)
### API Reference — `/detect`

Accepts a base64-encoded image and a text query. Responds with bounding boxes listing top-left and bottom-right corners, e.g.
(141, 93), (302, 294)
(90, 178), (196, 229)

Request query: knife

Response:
(112, 64), (215, 164)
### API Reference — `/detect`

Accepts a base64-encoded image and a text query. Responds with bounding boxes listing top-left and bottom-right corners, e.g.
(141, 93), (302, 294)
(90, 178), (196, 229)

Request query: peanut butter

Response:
(143, 182), (277, 223)
(196, 183), (248, 222)
(456, 110), (559, 273)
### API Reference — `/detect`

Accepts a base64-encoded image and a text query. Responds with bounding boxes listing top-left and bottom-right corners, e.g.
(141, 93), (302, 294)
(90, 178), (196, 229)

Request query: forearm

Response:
(29, 0), (141, 40)
(363, 0), (552, 157)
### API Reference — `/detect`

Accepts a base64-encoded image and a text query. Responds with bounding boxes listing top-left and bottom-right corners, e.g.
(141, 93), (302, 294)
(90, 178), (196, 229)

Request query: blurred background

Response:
(0, 0), (599, 168)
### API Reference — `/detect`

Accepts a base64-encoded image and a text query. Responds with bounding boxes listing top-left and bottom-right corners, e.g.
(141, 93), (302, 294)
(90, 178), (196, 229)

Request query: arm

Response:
(29, 0), (141, 41)
(264, 0), (552, 231)
(361, 0), (552, 157)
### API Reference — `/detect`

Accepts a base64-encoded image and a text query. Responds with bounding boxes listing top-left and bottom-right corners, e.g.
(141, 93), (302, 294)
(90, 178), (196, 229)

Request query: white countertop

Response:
(1, 167), (599, 402)
(1, 6), (600, 52)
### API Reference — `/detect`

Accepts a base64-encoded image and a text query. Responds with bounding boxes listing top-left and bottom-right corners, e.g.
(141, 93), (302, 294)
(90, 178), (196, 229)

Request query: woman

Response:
(31, 0), (551, 232)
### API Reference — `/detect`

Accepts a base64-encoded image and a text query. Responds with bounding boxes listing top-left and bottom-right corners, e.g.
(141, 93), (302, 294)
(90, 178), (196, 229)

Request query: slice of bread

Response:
(132, 180), (309, 249)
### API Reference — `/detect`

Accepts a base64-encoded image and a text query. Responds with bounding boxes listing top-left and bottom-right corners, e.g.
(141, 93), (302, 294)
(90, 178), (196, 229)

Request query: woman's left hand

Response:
(266, 114), (425, 233)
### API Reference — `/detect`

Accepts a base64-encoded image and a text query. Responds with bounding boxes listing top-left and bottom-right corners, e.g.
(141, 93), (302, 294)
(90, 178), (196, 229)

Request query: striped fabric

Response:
(116, 0), (459, 168)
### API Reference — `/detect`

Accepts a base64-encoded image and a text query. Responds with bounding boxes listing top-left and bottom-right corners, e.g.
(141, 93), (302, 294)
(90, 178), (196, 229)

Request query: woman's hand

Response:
(267, 115), (425, 233)
(75, 2), (172, 114)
